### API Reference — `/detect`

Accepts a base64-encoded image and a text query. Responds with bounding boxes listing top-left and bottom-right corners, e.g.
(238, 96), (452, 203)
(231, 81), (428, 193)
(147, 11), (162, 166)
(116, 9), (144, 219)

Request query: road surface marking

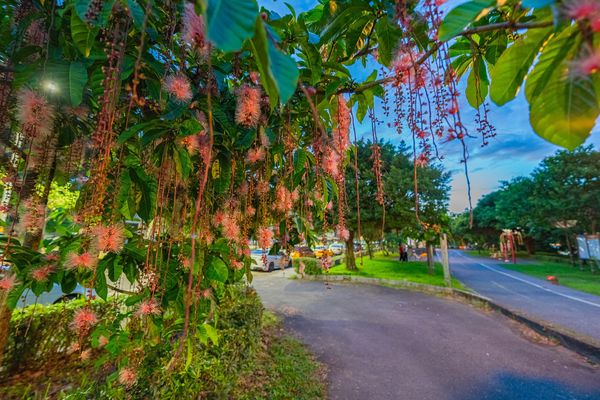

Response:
(454, 251), (600, 309)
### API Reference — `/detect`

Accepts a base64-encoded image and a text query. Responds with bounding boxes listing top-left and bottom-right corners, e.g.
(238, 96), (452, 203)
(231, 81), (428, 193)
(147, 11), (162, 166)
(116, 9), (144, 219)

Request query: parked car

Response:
(291, 246), (315, 258)
(314, 245), (333, 258)
(329, 243), (345, 255)
(250, 249), (291, 272)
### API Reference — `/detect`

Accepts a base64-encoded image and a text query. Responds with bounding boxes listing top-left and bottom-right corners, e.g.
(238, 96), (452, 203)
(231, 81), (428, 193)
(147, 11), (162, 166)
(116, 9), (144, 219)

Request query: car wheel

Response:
(268, 262), (274, 272)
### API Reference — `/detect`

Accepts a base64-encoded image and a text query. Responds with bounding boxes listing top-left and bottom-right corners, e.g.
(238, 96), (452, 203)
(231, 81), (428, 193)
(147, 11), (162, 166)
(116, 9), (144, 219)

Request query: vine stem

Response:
(340, 20), (553, 95)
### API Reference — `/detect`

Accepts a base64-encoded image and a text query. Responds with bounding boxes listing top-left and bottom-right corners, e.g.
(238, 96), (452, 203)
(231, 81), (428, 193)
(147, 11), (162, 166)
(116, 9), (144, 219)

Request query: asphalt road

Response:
(449, 250), (600, 342)
(252, 270), (600, 400)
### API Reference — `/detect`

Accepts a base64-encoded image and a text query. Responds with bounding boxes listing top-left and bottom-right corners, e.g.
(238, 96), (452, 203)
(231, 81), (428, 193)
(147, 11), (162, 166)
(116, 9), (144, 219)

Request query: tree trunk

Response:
(366, 240), (373, 259)
(0, 303), (10, 366)
(524, 237), (536, 255)
(345, 230), (357, 271)
(426, 242), (435, 275)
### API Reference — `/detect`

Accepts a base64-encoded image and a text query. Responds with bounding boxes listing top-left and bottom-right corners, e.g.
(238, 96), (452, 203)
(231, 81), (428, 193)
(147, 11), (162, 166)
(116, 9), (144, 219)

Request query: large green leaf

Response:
(466, 57), (489, 108)
(318, 5), (370, 45)
(489, 27), (552, 106)
(522, 0), (554, 8)
(251, 19), (299, 107)
(71, 11), (97, 57)
(206, 0), (258, 52)
(206, 256), (228, 283)
(267, 40), (299, 105)
(525, 26), (579, 103)
(375, 17), (402, 67)
(438, 0), (496, 41)
(69, 61), (88, 106)
(127, 0), (145, 30)
(530, 73), (599, 150)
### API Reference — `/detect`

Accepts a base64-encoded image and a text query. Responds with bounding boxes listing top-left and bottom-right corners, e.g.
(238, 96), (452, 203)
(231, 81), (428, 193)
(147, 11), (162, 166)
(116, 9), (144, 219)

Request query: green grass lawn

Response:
(502, 262), (600, 297)
(328, 254), (465, 289)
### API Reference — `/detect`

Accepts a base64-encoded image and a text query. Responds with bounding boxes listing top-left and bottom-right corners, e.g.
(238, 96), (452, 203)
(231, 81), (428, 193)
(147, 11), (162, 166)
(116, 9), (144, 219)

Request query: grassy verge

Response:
(233, 311), (326, 400)
(501, 262), (600, 297)
(327, 254), (465, 289)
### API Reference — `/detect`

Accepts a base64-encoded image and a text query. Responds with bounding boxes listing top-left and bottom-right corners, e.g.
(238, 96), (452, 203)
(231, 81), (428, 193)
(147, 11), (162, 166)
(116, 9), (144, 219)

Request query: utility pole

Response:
(440, 233), (451, 287)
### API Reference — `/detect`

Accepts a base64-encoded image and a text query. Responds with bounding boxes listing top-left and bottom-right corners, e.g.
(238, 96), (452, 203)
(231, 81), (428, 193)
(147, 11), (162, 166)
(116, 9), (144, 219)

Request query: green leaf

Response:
(375, 17), (402, 67)
(203, 323), (219, 345)
(95, 263), (108, 300)
(267, 40), (299, 105)
(530, 74), (599, 150)
(127, 0), (145, 30)
(206, 0), (258, 52)
(438, 0), (496, 41)
(466, 57), (489, 108)
(206, 256), (228, 283)
(318, 5), (370, 45)
(71, 11), (97, 57)
(489, 27), (552, 106)
(522, 0), (554, 8)
(525, 26), (579, 103)
(69, 61), (88, 106)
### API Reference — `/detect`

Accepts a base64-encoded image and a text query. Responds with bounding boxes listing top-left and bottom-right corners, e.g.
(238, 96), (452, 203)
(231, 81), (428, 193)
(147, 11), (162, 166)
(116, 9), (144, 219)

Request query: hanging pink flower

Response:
(16, 89), (55, 138)
(322, 148), (341, 179)
(333, 95), (350, 151)
(337, 226), (350, 241)
(257, 226), (273, 250)
(249, 71), (260, 85)
(80, 348), (92, 361)
(31, 264), (54, 282)
(235, 85), (261, 128)
(231, 260), (244, 270)
(18, 199), (45, 234)
(137, 298), (161, 317)
(182, 3), (209, 55)
(573, 50), (600, 76)
(0, 274), (17, 291)
(26, 20), (48, 47)
(221, 213), (240, 242)
(564, 0), (600, 21)
(92, 224), (125, 253)
(246, 147), (266, 163)
(415, 153), (430, 168)
(164, 74), (193, 103)
(70, 308), (98, 334)
(274, 186), (293, 213)
(118, 367), (138, 387)
(246, 205), (256, 216)
(65, 252), (97, 270)
(98, 335), (109, 348)
(256, 180), (270, 195)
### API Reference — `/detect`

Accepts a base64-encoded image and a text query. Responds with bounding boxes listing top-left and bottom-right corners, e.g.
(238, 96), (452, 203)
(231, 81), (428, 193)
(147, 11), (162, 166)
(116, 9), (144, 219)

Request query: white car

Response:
(329, 243), (345, 255)
(250, 249), (291, 272)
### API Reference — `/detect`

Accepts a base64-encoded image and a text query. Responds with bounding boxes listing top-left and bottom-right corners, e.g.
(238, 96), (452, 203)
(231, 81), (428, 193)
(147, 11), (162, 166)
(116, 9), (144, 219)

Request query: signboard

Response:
(577, 235), (599, 260)
(588, 235), (600, 259)
(577, 235), (590, 259)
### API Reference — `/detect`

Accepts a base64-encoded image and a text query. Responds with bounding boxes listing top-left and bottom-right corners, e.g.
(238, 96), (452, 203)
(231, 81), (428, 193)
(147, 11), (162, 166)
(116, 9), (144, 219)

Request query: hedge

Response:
(292, 257), (322, 275)
(1, 286), (263, 399)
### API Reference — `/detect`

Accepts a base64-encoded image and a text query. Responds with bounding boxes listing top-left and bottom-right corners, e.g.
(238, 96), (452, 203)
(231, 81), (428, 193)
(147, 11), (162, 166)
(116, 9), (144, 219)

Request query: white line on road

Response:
(454, 251), (600, 309)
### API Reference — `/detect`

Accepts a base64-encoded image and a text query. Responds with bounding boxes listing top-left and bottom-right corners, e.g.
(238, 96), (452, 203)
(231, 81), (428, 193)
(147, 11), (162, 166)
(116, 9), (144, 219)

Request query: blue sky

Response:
(259, 0), (600, 212)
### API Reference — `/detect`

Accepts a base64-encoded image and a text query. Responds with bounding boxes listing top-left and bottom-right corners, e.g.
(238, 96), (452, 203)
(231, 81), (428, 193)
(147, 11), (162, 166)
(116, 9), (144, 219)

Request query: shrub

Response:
(292, 257), (322, 275)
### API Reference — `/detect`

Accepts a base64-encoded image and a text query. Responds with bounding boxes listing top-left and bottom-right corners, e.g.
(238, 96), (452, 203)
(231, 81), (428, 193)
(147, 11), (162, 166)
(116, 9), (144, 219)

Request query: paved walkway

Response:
(449, 250), (600, 342)
(252, 270), (600, 400)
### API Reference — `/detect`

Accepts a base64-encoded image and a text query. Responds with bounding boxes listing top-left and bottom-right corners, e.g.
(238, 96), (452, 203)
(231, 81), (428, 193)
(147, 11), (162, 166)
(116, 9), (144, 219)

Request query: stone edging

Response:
(300, 274), (600, 364)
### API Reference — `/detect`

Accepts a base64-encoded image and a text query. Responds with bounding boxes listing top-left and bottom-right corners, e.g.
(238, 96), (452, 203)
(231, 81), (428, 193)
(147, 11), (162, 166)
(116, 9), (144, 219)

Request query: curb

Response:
(300, 274), (600, 364)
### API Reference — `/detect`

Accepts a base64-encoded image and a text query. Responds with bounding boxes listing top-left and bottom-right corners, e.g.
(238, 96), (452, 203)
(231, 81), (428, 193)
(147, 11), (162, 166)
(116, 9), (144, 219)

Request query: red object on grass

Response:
(547, 276), (559, 285)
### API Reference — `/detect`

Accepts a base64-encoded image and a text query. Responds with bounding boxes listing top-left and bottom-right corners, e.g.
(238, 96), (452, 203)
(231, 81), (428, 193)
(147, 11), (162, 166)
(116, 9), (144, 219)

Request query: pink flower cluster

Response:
(18, 199), (45, 234)
(164, 74), (193, 103)
(246, 146), (266, 163)
(333, 95), (350, 151)
(31, 264), (55, 282)
(16, 89), (55, 138)
(336, 226), (350, 241)
(92, 224), (125, 253)
(235, 85), (261, 128)
(574, 50), (600, 76)
(565, 0), (600, 31)
(221, 212), (241, 242)
(0, 274), (17, 291)
(65, 251), (97, 271)
(70, 308), (98, 334)
(274, 186), (293, 214)
(182, 3), (209, 55)
(137, 298), (161, 317)
(118, 367), (138, 387)
(322, 148), (342, 180)
(257, 226), (273, 250)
